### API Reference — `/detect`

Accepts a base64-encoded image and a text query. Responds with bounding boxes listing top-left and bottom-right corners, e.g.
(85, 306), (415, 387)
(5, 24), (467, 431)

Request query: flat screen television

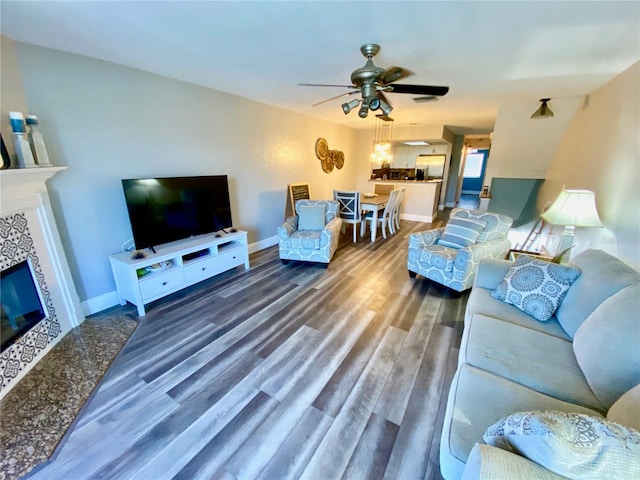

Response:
(121, 175), (233, 250)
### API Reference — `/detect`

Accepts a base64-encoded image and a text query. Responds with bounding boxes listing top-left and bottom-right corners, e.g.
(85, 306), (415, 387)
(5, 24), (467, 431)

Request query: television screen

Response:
(121, 175), (233, 250)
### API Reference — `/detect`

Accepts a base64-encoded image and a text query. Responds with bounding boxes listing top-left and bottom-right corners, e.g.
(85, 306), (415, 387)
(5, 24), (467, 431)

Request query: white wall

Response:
(12, 43), (358, 309)
(537, 61), (640, 270)
(485, 97), (582, 188)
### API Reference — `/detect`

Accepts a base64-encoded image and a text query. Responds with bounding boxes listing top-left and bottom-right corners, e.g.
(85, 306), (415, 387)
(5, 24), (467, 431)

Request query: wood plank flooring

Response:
(25, 218), (468, 480)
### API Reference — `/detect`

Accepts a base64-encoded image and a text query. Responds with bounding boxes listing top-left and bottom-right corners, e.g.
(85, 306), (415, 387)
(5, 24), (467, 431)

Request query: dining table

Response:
(360, 194), (389, 242)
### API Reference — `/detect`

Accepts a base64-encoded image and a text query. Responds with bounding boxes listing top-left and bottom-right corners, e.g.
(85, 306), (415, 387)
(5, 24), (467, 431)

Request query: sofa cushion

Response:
(297, 204), (326, 231)
(440, 364), (602, 480)
(607, 383), (640, 431)
(483, 410), (640, 480)
(491, 256), (581, 322)
(459, 314), (604, 411)
(466, 287), (571, 339)
(556, 249), (640, 338)
(573, 283), (640, 409)
(462, 444), (567, 480)
(438, 217), (486, 249)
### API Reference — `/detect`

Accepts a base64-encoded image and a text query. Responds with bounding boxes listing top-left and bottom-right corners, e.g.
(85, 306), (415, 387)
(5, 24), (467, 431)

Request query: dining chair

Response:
(374, 183), (395, 195)
(361, 188), (400, 240)
(333, 190), (362, 243)
(390, 187), (405, 234)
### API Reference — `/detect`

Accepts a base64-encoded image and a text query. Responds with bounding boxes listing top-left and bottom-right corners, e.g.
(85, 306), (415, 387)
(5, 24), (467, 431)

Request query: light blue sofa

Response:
(440, 249), (640, 479)
(277, 199), (342, 265)
(407, 208), (513, 291)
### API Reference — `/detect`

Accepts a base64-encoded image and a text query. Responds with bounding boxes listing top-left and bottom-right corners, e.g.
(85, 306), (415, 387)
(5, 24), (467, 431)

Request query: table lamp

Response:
(541, 189), (603, 262)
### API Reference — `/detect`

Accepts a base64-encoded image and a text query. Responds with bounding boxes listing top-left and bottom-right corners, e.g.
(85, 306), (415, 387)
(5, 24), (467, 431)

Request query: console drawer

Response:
(217, 248), (246, 271)
(139, 269), (183, 300)
(184, 256), (220, 284)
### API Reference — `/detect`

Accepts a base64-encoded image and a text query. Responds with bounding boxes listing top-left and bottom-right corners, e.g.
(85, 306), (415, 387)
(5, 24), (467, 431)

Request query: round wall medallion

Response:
(334, 151), (345, 169)
(315, 137), (329, 160)
(321, 154), (334, 173)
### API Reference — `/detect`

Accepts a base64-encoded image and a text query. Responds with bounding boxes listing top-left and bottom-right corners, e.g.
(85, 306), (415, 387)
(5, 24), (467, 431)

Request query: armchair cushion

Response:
(297, 204), (326, 231)
(491, 256), (582, 322)
(483, 410), (640, 480)
(438, 217), (487, 249)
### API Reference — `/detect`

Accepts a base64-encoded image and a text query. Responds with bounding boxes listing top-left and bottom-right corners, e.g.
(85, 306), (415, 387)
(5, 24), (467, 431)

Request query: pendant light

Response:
(531, 98), (554, 119)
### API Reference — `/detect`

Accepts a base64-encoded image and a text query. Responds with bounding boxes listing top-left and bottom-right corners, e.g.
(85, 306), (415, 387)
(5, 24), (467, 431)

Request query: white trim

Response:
(400, 213), (436, 223)
(81, 290), (122, 316)
(249, 235), (278, 254)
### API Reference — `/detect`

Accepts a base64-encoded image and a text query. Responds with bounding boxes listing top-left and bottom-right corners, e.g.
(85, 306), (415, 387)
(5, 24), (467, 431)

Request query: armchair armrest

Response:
(277, 216), (298, 240)
(453, 238), (511, 274)
(408, 227), (445, 249)
(323, 217), (342, 237)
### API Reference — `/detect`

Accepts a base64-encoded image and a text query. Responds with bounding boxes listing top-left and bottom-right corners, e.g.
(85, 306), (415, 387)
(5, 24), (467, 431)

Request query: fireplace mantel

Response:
(1, 166), (67, 214)
(0, 166), (84, 398)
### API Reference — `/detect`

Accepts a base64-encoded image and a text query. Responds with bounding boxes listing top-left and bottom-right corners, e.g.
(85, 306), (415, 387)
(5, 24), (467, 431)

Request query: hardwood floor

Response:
(26, 219), (468, 480)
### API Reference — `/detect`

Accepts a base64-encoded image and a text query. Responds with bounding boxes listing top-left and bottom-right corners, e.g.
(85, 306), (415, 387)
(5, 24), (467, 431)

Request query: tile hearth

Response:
(0, 313), (137, 480)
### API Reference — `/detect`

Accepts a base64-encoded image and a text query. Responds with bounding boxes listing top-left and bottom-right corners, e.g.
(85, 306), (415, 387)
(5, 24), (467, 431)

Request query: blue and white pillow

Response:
(483, 410), (640, 480)
(492, 255), (581, 321)
(437, 217), (486, 249)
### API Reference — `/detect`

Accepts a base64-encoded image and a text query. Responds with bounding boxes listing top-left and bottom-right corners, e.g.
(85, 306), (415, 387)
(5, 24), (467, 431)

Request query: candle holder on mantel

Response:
(26, 115), (53, 167)
(8, 111), (37, 168)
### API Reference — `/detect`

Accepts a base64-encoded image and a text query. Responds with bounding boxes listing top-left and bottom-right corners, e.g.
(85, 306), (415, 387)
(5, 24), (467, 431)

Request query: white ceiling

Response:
(1, 1), (639, 133)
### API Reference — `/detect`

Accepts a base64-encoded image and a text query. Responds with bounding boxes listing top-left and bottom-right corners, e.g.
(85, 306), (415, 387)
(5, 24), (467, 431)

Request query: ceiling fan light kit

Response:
(300, 43), (449, 119)
(531, 98), (554, 119)
(342, 98), (360, 114)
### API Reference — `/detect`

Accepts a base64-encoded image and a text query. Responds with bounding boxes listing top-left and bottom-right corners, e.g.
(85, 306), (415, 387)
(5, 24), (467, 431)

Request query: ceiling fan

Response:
(299, 43), (449, 120)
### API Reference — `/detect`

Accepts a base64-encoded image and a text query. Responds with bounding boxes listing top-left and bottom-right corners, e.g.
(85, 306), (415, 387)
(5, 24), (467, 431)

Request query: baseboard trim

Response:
(83, 237), (278, 316)
(400, 213), (436, 223)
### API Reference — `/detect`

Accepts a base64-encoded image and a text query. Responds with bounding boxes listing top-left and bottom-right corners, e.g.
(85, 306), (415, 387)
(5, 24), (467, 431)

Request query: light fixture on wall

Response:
(541, 189), (603, 261)
(531, 98), (554, 119)
(370, 115), (394, 168)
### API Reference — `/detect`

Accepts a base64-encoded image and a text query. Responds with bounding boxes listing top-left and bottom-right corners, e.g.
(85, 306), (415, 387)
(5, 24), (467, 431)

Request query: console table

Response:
(109, 230), (249, 316)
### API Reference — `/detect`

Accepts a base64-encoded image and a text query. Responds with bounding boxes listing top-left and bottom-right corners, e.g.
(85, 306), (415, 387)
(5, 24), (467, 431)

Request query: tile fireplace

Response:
(0, 167), (83, 399)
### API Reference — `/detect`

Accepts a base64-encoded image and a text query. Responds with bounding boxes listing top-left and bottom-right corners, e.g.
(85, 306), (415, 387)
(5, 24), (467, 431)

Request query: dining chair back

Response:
(374, 183), (396, 195)
(361, 188), (400, 240)
(333, 190), (362, 243)
(390, 187), (405, 234)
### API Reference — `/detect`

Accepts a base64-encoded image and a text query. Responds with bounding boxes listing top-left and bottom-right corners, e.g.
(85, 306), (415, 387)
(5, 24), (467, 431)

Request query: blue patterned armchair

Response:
(407, 208), (513, 291)
(278, 199), (342, 265)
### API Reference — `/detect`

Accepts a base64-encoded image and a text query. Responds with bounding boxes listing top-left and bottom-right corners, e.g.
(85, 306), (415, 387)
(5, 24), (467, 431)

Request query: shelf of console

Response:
(109, 230), (249, 316)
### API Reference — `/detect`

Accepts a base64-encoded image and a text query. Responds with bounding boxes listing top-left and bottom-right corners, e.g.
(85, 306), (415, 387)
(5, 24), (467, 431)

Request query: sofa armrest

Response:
(462, 444), (567, 480)
(277, 216), (298, 240)
(473, 258), (513, 289)
(408, 227), (445, 249)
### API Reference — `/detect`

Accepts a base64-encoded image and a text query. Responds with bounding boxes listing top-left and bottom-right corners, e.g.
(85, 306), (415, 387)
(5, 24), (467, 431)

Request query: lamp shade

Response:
(541, 189), (603, 227)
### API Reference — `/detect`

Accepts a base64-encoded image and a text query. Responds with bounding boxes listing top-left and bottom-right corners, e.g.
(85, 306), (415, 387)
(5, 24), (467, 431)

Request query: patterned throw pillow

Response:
(491, 255), (581, 321)
(297, 204), (326, 231)
(437, 217), (487, 249)
(483, 410), (640, 480)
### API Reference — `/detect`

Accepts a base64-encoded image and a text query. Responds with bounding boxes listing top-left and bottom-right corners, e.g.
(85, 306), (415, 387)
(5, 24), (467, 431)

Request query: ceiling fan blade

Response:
(375, 114), (394, 122)
(378, 91), (392, 106)
(380, 66), (412, 84)
(386, 84), (449, 96)
(311, 90), (358, 107)
(298, 83), (355, 88)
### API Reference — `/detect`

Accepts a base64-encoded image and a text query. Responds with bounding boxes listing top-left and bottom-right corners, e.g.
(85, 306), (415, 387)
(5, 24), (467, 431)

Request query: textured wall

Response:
(13, 43), (358, 306)
(537, 62), (640, 269)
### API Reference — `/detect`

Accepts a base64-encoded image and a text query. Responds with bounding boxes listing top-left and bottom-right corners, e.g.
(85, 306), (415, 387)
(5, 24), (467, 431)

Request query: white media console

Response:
(109, 230), (249, 316)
